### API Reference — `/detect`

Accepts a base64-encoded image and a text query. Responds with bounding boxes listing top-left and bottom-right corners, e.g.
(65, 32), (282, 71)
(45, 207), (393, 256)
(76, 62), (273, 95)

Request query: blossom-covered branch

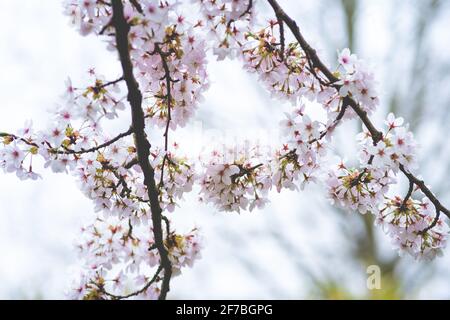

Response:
(110, 0), (172, 300)
(59, 127), (133, 155)
(266, 0), (449, 221)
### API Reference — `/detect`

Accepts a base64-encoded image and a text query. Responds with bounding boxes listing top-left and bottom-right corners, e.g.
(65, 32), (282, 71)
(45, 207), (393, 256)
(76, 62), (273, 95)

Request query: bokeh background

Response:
(0, 0), (449, 299)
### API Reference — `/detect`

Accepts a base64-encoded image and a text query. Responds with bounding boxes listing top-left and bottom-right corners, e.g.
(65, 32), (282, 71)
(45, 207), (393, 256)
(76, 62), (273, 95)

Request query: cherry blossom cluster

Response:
(0, 123), (41, 180)
(195, 4), (379, 129)
(151, 146), (196, 213)
(72, 142), (196, 217)
(241, 26), (319, 105)
(325, 112), (448, 260)
(63, 0), (111, 36)
(65, 0), (210, 130)
(73, 149), (151, 218)
(67, 144), (200, 300)
(135, 25), (209, 130)
(273, 105), (327, 191)
(325, 160), (449, 261)
(358, 113), (417, 172)
(376, 196), (449, 260)
(0, 85), (201, 300)
(0, 68), (132, 179)
(198, 144), (272, 212)
(68, 217), (202, 300)
(197, 106), (329, 212)
(240, 29), (380, 125)
(326, 161), (395, 214)
(0, 119), (195, 219)
(165, 227), (203, 276)
(325, 115), (414, 216)
(326, 113), (416, 213)
(63, 71), (126, 123)
(194, 0), (256, 60)
(0, 121), (80, 179)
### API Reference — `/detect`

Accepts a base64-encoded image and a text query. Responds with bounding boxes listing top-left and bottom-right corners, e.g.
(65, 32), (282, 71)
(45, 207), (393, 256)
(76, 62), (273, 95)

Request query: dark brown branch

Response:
(267, 0), (338, 83)
(239, 0), (254, 18)
(111, 0), (172, 300)
(421, 208), (441, 234)
(130, 0), (143, 14)
(124, 157), (139, 169)
(400, 179), (414, 211)
(309, 98), (349, 144)
(267, 0), (449, 220)
(231, 163), (264, 182)
(97, 76), (124, 89)
(1, 133), (39, 148)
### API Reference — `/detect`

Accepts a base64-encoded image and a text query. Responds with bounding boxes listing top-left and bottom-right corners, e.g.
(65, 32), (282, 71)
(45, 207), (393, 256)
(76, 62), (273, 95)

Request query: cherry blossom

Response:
(377, 196), (449, 260)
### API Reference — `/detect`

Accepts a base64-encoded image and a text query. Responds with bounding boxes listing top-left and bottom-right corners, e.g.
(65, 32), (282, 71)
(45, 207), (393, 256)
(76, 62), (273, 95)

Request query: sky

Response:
(0, 0), (449, 299)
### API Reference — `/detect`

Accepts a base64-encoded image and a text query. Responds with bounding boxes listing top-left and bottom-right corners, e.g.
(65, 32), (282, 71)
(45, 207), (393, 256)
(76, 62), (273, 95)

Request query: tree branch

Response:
(400, 164), (449, 218)
(99, 265), (163, 300)
(154, 43), (174, 190)
(266, 0), (450, 220)
(111, 0), (172, 300)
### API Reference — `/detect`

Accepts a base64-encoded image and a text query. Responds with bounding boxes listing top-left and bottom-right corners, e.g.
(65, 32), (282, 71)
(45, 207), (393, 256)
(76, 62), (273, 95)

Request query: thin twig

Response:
(58, 127), (133, 155)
